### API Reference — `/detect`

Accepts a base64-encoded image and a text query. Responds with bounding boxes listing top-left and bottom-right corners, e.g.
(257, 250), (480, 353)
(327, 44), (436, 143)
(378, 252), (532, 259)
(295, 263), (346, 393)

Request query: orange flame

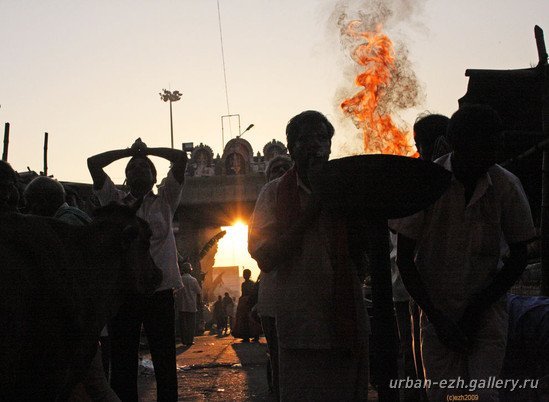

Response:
(341, 22), (418, 157)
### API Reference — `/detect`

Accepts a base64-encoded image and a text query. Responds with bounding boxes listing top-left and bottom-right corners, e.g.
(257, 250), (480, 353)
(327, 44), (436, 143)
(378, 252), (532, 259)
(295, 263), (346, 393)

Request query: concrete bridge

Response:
(175, 172), (267, 294)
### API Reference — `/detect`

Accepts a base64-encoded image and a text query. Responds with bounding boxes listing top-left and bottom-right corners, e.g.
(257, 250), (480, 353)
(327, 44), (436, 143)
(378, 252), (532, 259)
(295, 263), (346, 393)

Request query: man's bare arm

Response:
(87, 148), (133, 190)
(87, 138), (188, 189)
(144, 147), (188, 184)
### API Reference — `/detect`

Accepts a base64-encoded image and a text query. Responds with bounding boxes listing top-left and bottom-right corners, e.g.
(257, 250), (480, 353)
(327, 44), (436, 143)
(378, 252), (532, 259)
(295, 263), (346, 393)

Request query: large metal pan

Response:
(310, 154), (452, 219)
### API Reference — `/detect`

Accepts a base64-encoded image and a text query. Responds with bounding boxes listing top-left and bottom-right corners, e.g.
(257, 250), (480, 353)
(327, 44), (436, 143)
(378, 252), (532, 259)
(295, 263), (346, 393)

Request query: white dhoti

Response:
(421, 300), (508, 402)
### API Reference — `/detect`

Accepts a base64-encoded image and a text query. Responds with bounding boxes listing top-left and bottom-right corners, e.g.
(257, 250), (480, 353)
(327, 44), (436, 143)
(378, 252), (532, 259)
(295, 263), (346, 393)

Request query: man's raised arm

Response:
(144, 147), (187, 184)
(87, 138), (188, 189)
(87, 148), (132, 190)
(128, 138), (187, 184)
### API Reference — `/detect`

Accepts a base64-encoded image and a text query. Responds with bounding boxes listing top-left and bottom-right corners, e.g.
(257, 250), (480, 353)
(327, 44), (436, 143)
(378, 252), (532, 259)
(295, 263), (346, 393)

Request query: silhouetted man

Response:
(24, 176), (91, 225)
(175, 262), (201, 346)
(392, 105), (535, 401)
(249, 110), (369, 400)
(413, 113), (451, 162)
(221, 292), (233, 335)
(88, 138), (187, 402)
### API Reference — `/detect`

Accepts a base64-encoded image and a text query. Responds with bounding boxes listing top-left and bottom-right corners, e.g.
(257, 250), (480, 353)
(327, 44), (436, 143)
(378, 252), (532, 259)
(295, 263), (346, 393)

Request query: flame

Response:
(341, 21), (418, 157)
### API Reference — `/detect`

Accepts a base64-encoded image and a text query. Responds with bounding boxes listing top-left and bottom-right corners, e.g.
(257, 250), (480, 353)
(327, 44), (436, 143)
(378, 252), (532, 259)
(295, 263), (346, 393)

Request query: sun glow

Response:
(213, 221), (260, 280)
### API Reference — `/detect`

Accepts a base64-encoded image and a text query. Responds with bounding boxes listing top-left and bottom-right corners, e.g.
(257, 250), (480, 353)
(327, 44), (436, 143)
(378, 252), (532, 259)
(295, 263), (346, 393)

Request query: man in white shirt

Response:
(249, 110), (369, 400)
(175, 262), (201, 346)
(88, 138), (186, 402)
(392, 105), (536, 401)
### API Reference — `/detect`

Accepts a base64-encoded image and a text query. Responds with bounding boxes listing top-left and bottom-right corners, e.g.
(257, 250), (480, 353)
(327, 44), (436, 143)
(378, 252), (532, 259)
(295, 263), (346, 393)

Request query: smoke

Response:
(380, 42), (425, 113)
(329, 0), (427, 155)
(329, 0), (427, 35)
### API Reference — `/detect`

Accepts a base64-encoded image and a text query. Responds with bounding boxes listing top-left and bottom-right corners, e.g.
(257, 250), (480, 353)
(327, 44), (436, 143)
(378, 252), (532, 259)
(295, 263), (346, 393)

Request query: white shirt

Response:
(390, 153), (536, 318)
(249, 176), (333, 348)
(175, 273), (201, 312)
(248, 174), (369, 349)
(94, 170), (184, 291)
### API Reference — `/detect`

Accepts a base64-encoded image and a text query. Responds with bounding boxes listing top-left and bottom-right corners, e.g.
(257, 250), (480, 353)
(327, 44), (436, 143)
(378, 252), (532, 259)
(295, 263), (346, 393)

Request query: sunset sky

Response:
(2, 0), (547, 184)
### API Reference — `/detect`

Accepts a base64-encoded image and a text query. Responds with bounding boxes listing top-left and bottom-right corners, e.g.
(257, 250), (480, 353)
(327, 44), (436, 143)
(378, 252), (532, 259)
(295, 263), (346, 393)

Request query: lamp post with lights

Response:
(159, 89), (182, 149)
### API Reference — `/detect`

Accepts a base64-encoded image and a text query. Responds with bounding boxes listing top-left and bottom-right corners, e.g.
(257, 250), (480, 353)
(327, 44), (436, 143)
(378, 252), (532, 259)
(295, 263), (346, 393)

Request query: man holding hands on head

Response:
(88, 138), (187, 402)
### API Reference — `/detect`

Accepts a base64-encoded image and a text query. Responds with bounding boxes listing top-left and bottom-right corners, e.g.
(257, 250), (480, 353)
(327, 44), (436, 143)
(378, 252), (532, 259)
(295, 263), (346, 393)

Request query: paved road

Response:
(138, 333), (277, 401)
(137, 332), (381, 401)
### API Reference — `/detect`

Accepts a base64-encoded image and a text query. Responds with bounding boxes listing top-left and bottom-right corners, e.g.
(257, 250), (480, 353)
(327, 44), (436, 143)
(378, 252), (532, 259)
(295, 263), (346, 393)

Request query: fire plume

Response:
(341, 21), (418, 157)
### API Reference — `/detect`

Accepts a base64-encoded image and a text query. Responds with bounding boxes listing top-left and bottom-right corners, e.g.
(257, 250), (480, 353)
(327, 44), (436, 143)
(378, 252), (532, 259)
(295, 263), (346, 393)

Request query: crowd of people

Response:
(248, 105), (538, 401)
(0, 103), (543, 401)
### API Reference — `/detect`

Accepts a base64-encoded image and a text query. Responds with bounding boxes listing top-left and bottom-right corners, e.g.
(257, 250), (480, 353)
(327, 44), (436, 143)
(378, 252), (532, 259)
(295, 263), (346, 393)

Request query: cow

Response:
(0, 203), (162, 401)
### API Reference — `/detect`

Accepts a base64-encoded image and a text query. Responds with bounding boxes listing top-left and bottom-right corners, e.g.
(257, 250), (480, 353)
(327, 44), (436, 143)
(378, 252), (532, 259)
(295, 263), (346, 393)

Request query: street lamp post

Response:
(237, 124), (254, 138)
(159, 89), (182, 148)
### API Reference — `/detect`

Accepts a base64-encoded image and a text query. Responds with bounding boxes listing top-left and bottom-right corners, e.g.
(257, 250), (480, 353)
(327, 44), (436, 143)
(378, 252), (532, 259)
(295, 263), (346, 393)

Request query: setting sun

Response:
(214, 221), (260, 280)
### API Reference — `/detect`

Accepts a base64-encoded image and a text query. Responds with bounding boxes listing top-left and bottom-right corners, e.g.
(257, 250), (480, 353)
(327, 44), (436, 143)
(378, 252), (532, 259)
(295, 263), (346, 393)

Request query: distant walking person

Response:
(229, 297), (237, 332)
(175, 262), (201, 346)
(88, 138), (187, 402)
(232, 269), (261, 343)
(392, 105), (536, 401)
(212, 295), (225, 336)
(221, 292), (234, 335)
